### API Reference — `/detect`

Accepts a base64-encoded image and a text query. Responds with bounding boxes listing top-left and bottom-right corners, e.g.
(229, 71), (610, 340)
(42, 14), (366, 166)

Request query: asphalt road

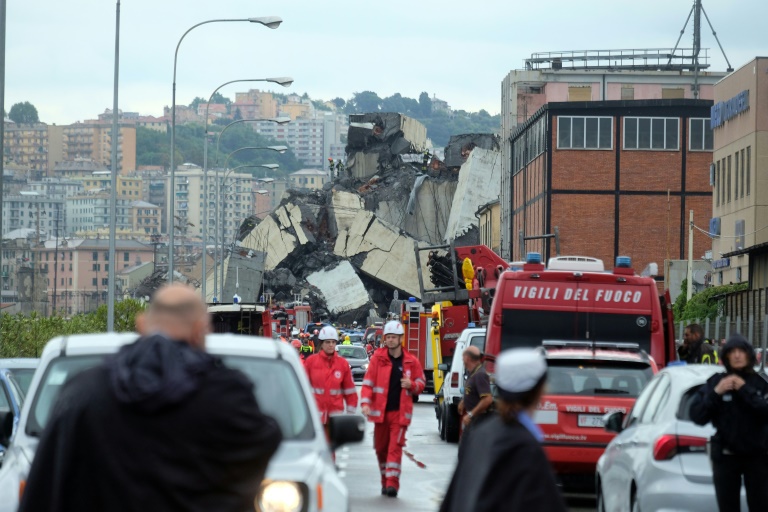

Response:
(342, 391), (596, 511)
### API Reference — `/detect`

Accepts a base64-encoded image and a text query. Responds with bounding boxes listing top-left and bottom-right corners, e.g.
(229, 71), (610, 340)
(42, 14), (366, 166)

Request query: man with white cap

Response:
(303, 325), (358, 428)
(440, 348), (567, 512)
(361, 320), (426, 498)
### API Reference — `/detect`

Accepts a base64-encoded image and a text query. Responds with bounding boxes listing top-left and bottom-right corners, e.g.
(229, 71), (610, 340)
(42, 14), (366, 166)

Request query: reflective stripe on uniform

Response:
(361, 398), (371, 404)
(313, 388), (325, 394)
(369, 410), (382, 416)
(346, 406), (356, 413)
(415, 378), (426, 385)
(329, 389), (342, 395)
(373, 387), (386, 394)
(385, 462), (401, 469)
(343, 387), (357, 395)
(404, 413), (412, 419)
(362, 379), (374, 387)
(385, 470), (401, 477)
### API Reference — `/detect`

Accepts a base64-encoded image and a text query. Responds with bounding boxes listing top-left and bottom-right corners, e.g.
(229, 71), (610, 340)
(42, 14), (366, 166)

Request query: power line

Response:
(693, 223), (768, 239)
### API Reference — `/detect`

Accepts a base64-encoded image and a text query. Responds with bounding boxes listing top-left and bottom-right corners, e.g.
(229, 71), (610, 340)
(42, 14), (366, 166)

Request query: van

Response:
(434, 326), (485, 443)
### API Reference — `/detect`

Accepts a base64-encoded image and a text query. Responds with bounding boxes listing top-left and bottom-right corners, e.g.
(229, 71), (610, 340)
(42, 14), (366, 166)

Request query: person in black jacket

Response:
(440, 348), (567, 512)
(678, 323), (719, 364)
(690, 333), (768, 511)
(19, 283), (283, 512)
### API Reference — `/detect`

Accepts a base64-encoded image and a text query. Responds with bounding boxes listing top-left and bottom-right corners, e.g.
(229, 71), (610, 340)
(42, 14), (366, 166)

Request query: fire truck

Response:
(208, 300), (313, 339)
(484, 253), (677, 367)
(403, 242), (510, 395)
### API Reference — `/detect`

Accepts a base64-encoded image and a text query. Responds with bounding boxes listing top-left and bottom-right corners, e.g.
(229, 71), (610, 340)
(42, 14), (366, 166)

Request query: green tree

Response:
(418, 92), (432, 117)
(330, 97), (346, 109)
(8, 101), (39, 124)
(672, 280), (749, 321)
(233, 108), (243, 121)
(188, 93), (231, 113)
(346, 91), (383, 113)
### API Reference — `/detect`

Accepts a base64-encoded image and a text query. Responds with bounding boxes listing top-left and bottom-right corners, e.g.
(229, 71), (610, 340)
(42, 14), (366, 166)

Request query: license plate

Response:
(578, 414), (604, 428)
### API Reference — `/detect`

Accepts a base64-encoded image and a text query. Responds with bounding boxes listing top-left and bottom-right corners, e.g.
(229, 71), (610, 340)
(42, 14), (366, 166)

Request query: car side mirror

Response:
(437, 363), (449, 372)
(329, 414), (365, 450)
(603, 411), (625, 434)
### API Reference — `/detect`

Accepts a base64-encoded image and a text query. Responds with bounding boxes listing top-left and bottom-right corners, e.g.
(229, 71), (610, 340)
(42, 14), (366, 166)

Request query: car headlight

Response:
(257, 481), (304, 512)
(361, 363), (369, 370)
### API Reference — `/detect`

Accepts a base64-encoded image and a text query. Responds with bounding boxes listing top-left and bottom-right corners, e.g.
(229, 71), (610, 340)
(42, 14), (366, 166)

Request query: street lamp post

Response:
(169, 16), (282, 283)
(216, 152), (279, 301)
(201, 78), (291, 302)
(107, 0), (121, 332)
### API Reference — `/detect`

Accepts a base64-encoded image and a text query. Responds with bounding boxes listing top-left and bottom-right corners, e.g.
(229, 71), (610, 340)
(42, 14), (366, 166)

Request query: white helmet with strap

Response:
(318, 325), (338, 341)
(383, 321), (404, 336)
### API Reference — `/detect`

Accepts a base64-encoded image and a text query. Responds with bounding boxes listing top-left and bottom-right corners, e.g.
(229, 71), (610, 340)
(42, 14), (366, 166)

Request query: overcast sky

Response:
(4, 0), (766, 125)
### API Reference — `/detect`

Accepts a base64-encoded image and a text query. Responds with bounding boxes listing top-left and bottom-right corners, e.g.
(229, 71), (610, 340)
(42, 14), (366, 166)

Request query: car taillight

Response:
(653, 434), (708, 461)
(451, 372), (459, 387)
(19, 480), (26, 502)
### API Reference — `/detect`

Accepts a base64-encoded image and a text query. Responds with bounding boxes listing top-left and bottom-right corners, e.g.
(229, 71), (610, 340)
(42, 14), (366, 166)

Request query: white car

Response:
(0, 333), (364, 512)
(596, 364), (747, 512)
(435, 326), (486, 443)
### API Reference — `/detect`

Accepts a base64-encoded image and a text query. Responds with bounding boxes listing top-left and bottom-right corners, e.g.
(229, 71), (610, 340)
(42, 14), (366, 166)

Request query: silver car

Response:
(0, 333), (364, 512)
(596, 364), (748, 512)
(0, 359), (39, 395)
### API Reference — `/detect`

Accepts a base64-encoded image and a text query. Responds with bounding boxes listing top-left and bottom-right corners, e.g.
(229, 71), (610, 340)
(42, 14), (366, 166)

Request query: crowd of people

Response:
(16, 286), (768, 511)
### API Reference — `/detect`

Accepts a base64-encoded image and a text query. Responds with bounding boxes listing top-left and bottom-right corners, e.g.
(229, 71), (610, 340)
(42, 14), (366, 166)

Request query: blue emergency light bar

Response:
(526, 252), (542, 264)
(615, 256), (632, 268)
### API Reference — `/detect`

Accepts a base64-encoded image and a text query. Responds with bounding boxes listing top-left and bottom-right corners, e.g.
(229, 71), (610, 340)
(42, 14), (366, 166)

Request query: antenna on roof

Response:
(668, 0), (734, 98)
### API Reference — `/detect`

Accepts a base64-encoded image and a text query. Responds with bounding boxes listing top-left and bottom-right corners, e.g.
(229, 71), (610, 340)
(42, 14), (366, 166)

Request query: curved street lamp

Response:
(201, 78), (292, 301)
(169, 16), (282, 282)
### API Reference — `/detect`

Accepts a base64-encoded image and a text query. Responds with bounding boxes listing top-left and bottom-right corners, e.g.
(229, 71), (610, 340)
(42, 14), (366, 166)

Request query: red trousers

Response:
(373, 411), (407, 490)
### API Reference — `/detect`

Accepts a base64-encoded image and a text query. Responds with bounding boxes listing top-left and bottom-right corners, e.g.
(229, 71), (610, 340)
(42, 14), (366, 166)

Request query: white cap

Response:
(495, 348), (547, 396)
(318, 325), (338, 341)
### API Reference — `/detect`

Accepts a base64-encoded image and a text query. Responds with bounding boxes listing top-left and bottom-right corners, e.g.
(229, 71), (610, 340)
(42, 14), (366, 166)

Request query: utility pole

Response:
(52, 206), (59, 314)
(687, 209), (694, 301)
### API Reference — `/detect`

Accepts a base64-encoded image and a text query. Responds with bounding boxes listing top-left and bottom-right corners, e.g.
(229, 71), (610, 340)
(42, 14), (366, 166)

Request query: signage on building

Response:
(711, 90), (749, 129)
(712, 258), (730, 269)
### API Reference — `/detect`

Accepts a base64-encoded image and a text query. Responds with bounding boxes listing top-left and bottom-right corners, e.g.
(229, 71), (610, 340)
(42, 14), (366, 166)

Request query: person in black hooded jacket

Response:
(690, 333), (768, 511)
(19, 283), (282, 512)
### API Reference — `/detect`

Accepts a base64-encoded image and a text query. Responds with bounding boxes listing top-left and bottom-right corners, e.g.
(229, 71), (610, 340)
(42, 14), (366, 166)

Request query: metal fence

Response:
(678, 315), (768, 349)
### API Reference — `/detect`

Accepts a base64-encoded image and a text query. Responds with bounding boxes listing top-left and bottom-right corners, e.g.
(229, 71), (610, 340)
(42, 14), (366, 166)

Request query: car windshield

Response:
(545, 360), (653, 398)
(338, 346), (367, 359)
(501, 310), (652, 355)
(27, 355), (314, 441)
(9, 368), (36, 395)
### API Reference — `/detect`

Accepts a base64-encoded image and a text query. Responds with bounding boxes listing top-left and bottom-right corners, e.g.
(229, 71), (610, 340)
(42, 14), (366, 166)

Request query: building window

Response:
(557, 116), (612, 149)
(689, 118), (713, 151)
(736, 267), (742, 282)
(102, 278), (108, 286)
(746, 146), (751, 196)
(727, 155), (731, 203)
(621, 86), (634, 100)
(715, 161), (720, 206)
(718, 272), (723, 285)
(93, 263), (100, 271)
(735, 219), (745, 251)
(624, 117), (679, 150)
(92, 278), (97, 286)
(734, 151), (739, 199)
(69, 277), (72, 285)
(568, 86), (592, 102)
(93, 251), (98, 261)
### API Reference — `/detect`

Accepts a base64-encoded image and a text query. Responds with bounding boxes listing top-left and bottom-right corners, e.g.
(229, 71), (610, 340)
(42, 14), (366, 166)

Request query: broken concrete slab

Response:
(347, 113), (427, 150)
(443, 133), (500, 169)
(329, 189), (365, 237)
(222, 250), (267, 303)
(306, 260), (372, 314)
(444, 147), (501, 242)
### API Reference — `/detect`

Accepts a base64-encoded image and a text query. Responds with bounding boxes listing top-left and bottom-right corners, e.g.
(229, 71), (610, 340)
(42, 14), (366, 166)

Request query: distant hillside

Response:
(335, 91), (500, 147)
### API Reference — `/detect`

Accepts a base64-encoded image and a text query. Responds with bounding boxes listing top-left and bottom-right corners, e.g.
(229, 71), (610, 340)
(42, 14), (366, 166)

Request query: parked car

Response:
(0, 369), (26, 467)
(0, 333), (364, 512)
(336, 344), (369, 381)
(596, 364), (748, 512)
(0, 359), (39, 395)
(534, 341), (657, 491)
(434, 326), (486, 443)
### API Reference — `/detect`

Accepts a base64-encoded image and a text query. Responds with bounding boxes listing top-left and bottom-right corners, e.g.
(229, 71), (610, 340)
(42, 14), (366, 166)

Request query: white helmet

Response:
(383, 321), (404, 336)
(318, 325), (338, 341)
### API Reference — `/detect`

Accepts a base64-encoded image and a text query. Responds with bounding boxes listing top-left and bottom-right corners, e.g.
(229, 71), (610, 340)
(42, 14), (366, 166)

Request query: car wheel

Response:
(445, 406), (460, 443)
(439, 405), (446, 440)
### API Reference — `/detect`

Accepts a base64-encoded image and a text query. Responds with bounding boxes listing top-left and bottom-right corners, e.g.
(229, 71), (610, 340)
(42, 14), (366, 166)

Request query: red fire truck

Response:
(404, 243), (511, 394)
(484, 253), (677, 367)
(208, 301), (313, 339)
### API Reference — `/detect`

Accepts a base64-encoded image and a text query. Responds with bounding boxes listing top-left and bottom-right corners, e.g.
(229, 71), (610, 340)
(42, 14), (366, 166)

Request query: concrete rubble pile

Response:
(211, 114), (503, 320)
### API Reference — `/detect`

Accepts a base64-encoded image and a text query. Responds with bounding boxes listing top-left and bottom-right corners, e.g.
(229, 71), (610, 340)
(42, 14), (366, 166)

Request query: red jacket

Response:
(361, 347), (426, 426)
(303, 350), (358, 423)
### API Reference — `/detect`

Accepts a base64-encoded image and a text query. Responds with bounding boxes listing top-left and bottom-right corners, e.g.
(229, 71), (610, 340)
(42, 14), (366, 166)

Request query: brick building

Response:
(508, 99), (714, 279)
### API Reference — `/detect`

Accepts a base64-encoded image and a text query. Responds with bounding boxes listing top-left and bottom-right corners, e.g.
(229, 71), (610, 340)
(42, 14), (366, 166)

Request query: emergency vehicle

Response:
(484, 253), (677, 368)
(208, 300), (313, 338)
(405, 242), (510, 394)
(484, 252), (675, 489)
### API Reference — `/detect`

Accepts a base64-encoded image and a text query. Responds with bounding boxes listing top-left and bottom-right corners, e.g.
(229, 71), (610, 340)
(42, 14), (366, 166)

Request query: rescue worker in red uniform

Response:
(303, 326), (358, 426)
(361, 320), (426, 498)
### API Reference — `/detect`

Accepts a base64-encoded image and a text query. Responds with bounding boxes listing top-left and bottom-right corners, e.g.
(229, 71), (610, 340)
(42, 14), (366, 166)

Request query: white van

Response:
(434, 326), (486, 443)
